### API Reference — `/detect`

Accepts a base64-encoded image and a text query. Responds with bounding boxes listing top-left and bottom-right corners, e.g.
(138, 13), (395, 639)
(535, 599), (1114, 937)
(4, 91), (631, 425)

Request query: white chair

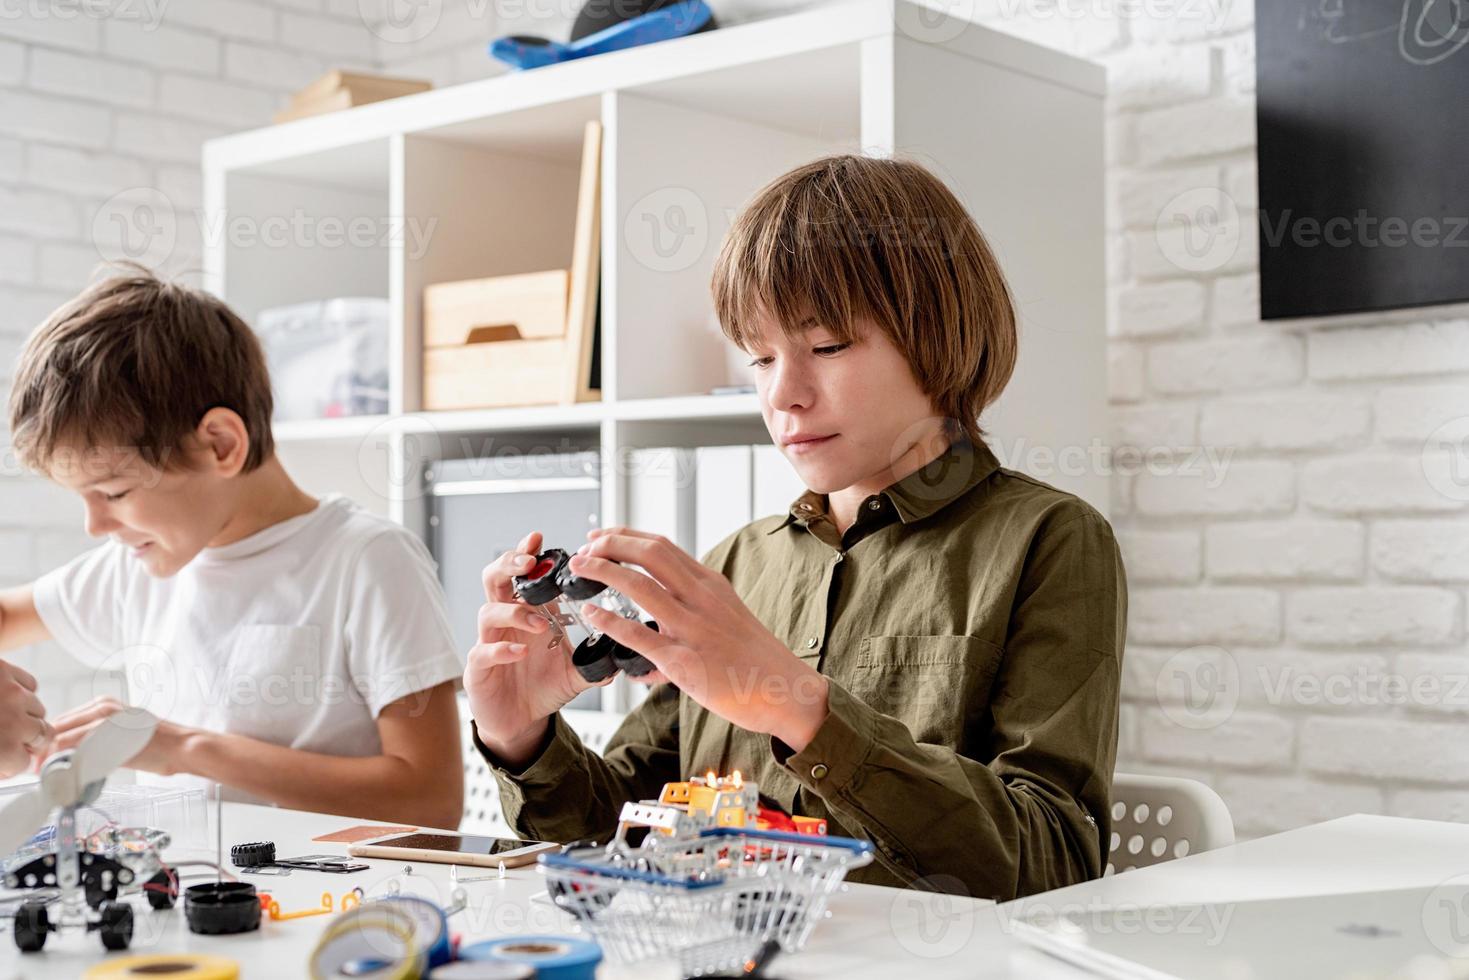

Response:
(458, 698), (628, 835)
(1105, 772), (1234, 875)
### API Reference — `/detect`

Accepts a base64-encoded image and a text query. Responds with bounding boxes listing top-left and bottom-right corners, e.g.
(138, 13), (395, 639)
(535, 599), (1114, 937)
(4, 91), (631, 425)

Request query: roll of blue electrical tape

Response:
(457, 936), (602, 980)
(376, 896), (452, 969)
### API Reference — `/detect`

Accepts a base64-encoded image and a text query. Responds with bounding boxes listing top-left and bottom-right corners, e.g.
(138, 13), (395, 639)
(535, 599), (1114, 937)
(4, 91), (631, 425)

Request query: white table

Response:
(4, 808), (1466, 978)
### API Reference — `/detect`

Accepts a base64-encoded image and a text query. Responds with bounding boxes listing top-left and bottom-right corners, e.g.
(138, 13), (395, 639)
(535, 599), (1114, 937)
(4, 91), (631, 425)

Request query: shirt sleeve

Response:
(475, 681), (684, 844)
(343, 527), (464, 717)
(771, 511), (1126, 901)
(31, 542), (131, 669)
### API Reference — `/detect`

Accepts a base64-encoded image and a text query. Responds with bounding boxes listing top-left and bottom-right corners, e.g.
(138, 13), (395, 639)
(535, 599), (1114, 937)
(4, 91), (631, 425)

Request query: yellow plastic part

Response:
(266, 891), (340, 921)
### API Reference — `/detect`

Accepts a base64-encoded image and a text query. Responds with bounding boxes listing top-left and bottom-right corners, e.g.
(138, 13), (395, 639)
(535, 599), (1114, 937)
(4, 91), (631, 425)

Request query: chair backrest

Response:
(458, 698), (629, 835)
(1106, 772), (1234, 875)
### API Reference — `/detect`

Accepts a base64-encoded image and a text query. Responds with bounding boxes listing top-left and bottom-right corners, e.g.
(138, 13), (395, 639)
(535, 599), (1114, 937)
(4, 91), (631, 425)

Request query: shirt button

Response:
(810, 763), (829, 780)
(805, 637), (819, 649)
(867, 499), (881, 511)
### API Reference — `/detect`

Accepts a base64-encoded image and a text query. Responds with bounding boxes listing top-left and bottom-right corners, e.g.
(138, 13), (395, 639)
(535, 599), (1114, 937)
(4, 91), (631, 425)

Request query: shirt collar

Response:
(768, 437), (1001, 533)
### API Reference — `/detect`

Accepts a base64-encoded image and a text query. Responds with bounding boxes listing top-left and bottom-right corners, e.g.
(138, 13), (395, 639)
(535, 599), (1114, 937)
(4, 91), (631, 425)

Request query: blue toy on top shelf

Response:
(490, 0), (715, 70)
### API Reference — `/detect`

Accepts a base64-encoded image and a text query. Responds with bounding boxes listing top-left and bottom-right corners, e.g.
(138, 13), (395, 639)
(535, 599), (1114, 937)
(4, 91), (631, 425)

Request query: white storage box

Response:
(256, 297), (390, 421)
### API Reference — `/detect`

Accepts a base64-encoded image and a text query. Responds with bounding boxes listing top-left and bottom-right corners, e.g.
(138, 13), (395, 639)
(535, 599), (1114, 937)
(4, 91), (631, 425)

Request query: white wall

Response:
(4, 0), (1469, 842)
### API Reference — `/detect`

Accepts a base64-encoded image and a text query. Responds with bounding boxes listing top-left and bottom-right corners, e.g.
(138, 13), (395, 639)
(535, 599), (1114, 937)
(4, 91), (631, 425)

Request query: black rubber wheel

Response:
(146, 868), (178, 910)
(14, 901), (48, 953)
(98, 901), (134, 951)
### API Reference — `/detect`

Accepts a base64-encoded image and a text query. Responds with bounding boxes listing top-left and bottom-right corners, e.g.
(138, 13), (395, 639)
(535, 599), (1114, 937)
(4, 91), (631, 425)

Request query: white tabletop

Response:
(4, 807), (1467, 978)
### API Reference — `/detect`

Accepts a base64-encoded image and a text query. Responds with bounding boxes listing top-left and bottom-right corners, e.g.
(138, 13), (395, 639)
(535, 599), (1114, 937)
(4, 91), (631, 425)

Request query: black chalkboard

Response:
(1255, 1), (1469, 319)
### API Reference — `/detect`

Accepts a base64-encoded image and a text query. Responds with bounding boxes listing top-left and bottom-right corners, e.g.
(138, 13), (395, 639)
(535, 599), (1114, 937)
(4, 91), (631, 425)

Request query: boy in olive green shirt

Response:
(464, 155), (1126, 901)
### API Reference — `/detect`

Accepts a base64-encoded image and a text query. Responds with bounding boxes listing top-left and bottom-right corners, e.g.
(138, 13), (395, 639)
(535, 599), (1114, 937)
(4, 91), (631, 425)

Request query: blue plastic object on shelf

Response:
(489, 0), (714, 70)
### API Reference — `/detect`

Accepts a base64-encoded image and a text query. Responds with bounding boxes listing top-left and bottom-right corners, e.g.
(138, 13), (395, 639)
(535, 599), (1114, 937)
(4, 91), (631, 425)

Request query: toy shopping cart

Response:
(539, 827), (873, 974)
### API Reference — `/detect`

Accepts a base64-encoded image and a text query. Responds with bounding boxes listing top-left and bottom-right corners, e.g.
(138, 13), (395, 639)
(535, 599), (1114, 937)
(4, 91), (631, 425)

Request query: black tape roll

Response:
(184, 881), (260, 935)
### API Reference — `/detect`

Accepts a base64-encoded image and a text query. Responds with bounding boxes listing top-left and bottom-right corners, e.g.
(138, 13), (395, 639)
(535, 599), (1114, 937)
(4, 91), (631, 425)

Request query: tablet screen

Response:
(368, 832), (552, 855)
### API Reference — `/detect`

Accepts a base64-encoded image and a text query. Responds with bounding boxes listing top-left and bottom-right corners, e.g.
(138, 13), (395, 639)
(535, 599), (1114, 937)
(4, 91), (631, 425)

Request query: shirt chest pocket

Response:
(224, 625), (324, 741)
(847, 635), (1004, 749)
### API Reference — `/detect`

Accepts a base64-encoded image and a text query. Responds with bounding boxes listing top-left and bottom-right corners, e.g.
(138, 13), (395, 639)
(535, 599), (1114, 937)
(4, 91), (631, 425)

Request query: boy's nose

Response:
(766, 365), (813, 413)
(83, 502), (116, 537)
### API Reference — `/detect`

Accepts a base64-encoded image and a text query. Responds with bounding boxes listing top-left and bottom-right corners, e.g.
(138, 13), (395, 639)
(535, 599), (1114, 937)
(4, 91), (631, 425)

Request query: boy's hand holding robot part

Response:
(466, 527), (832, 761)
(510, 546), (658, 684)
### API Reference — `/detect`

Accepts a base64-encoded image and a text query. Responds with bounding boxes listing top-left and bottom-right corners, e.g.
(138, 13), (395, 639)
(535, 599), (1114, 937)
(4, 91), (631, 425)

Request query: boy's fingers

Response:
(6, 662), (38, 692)
(476, 602), (547, 642)
(52, 697), (121, 732)
(629, 669), (671, 687)
(20, 687), (45, 720)
(483, 552), (531, 604)
(569, 555), (684, 627)
(467, 641), (531, 671)
(582, 607), (673, 665)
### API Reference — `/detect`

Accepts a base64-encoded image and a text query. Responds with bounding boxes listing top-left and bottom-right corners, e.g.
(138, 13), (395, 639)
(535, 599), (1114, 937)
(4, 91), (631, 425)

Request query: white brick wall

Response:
(0, 0), (377, 710)
(1043, 0), (1469, 841)
(4, 0), (1469, 845)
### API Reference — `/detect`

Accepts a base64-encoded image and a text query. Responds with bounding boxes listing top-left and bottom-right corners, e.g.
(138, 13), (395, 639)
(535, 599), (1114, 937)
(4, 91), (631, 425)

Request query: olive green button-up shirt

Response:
(476, 437), (1127, 901)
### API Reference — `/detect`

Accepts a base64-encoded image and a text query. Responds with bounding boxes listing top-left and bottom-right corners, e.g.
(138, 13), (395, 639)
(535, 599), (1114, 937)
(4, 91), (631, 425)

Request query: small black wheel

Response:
(98, 901), (134, 951)
(146, 868), (179, 910)
(14, 901), (49, 953)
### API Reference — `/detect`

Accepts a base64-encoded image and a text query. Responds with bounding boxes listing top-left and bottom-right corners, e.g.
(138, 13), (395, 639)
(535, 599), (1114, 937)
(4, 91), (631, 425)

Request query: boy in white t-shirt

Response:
(0, 265), (464, 828)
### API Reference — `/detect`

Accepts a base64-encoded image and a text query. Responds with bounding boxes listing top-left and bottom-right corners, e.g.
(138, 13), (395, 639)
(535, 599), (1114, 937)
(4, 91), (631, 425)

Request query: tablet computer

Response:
(347, 832), (560, 868)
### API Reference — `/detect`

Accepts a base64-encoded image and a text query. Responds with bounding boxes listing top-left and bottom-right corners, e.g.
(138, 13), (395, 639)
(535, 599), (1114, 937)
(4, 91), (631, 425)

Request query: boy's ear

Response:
(194, 407), (250, 478)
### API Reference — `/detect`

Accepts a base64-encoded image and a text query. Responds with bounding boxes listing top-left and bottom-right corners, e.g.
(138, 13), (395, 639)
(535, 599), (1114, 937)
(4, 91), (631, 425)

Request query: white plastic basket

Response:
(538, 827), (873, 975)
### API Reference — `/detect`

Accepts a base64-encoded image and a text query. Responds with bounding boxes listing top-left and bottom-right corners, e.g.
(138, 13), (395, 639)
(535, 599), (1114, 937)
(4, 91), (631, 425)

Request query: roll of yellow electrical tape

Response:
(83, 954), (240, 980)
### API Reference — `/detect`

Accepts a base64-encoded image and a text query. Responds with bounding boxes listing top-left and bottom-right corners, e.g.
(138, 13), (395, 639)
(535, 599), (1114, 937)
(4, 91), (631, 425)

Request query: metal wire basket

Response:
(538, 827), (874, 975)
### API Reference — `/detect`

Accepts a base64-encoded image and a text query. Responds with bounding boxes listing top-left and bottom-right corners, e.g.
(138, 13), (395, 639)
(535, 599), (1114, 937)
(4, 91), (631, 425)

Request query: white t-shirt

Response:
(33, 494), (463, 802)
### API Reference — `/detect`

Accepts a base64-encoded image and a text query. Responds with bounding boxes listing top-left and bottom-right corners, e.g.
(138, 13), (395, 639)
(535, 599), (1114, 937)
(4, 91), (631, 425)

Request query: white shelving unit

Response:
(202, 0), (1107, 726)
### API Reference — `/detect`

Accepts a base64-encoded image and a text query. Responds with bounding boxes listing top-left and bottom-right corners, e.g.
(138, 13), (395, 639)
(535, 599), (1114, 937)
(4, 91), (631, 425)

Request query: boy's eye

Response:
(747, 355), (774, 369)
(814, 343), (851, 356)
(104, 490), (131, 502)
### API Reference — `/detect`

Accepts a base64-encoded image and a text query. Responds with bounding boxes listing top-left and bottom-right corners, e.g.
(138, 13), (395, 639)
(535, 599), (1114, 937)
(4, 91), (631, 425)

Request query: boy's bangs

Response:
(713, 183), (887, 351)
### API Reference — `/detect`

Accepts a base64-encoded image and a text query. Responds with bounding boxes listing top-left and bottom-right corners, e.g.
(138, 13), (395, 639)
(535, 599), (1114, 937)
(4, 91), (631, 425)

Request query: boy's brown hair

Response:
(711, 154), (1018, 447)
(7, 263), (275, 476)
